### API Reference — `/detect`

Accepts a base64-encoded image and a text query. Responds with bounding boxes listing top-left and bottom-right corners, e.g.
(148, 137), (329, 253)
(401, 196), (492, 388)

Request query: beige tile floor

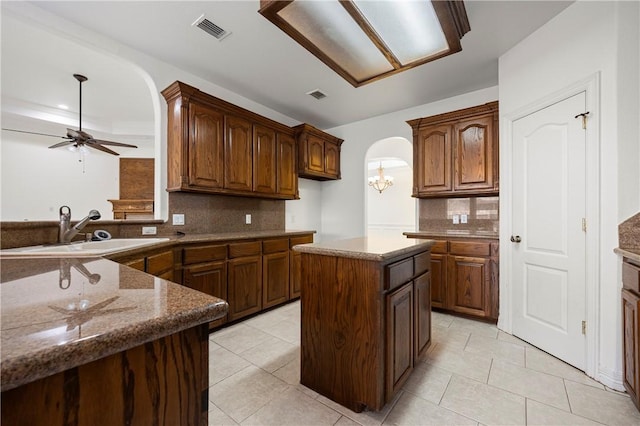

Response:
(208, 301), (640, 425)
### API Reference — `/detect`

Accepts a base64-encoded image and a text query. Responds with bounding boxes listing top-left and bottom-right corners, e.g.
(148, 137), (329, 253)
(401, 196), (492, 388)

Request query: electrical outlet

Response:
(452, 214), (460, 225)
(461, 214), (468, 224)
(245, 214), (252, 225)
(172, 214), (185, 225)
(142, 226), (157, 235)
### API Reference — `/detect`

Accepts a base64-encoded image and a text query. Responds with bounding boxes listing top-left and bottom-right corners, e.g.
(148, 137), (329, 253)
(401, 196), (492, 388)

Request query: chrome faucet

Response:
(59, 205), (101, 244)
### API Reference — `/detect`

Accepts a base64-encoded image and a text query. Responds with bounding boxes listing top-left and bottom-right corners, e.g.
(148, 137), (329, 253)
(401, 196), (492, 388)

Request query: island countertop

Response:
(0, 257), (228, 391)
(294, 235), (434, 261)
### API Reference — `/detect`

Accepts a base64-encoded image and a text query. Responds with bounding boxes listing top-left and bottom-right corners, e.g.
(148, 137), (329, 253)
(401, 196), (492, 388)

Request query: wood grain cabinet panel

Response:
(253, 124), (277, 194)
(413, 272), (431, 360)
(294, 123), (343, 181)
(263, 252), (289, 309)
(622, 257), (640, 411)
(408, 101), (498, 198)
(386, 283), (414, 399)
(184, 261), (228, 328)
(277, 133), (298, 197)
(324, 141), (340, 178)
(289, 234), (314, 299)
(307, 135), (325, 174)
(447, 255), (491, 318)
(189, 102), (224, 189)
(429, 254), (447, 309)
(227, 255), (262, 321)
(224, 115), (253, 191)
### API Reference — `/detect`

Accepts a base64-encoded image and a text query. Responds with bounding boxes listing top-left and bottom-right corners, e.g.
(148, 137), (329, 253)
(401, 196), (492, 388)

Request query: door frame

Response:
(499, 73), (601, 380)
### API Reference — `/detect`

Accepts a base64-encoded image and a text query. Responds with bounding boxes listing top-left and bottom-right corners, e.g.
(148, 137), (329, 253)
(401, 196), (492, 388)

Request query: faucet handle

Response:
(60, 205), (71, 218)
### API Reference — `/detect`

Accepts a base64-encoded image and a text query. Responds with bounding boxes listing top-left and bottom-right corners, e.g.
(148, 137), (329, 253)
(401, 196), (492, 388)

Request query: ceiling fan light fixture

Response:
(259, 0), (470, 87)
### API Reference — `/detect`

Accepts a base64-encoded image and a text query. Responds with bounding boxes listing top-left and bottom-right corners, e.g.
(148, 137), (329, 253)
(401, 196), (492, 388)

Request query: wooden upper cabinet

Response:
(276, 133), (298, 197)
(294, 123), (343, 181)
(161, 81), (298, 199)
(253, 124), (277, 194)
(189, 102), (224, 189)
(224, 115), (253, 192)
(408, 101), (498, 198)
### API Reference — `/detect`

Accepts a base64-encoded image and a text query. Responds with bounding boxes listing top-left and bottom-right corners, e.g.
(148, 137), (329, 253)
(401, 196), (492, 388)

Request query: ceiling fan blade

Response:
(48, 140), (76, 149)
(85, 142), (120, 156)
(88, 139), (138, 148)
(67, 128), (93, 141)
(2, 128), (68, 139)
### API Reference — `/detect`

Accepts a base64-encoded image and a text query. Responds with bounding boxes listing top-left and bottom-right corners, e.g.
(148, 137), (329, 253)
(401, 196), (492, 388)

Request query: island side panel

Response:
(1, 324), (209, 426)
(300, 252), (385, 412)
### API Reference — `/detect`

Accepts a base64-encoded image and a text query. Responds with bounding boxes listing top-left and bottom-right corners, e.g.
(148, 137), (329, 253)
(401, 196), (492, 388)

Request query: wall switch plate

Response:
(142, 226), (157, 235)
(453, 214), (460, 224)
(245, 214), (252, 225)
(172, 214), (185, 225)
(461, 214), (468, 224)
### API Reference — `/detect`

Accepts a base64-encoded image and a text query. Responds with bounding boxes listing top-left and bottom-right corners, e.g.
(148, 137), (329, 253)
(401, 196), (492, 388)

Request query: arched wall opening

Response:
(364, 137), (416, 237)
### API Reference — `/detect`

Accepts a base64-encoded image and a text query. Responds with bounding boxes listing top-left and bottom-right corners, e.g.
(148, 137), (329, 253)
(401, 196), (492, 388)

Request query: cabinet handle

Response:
(510, 235), (521, 243)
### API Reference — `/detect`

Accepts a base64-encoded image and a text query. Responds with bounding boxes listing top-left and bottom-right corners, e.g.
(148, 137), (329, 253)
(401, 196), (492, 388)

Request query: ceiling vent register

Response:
(307, 89), (327, 100)
(193, 14), (230, 41)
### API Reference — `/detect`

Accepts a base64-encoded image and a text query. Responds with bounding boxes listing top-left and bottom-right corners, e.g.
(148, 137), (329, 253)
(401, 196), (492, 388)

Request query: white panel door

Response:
(511, 92), (587, 370)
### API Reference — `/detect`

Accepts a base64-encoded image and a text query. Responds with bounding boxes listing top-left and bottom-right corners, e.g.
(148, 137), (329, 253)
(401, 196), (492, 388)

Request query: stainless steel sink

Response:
(0, 238), (170, 258)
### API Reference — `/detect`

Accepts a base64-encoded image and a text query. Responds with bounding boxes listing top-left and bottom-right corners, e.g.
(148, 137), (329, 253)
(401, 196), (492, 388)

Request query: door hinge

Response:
(582, 218), (587, 232)
(582, 320), (586, 335)
(575, 111), (590, 129)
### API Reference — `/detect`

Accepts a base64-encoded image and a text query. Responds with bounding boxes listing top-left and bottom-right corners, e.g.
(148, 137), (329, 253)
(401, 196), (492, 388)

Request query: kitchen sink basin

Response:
(0, 238), (170, 258)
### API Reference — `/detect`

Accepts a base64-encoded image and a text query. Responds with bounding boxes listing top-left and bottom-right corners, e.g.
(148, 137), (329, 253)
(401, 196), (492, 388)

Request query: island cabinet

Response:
(408, 235), (499, 322)
(161, 81), (298, 199)
(294, 123), (343, 181)
(297, 237), (433, 412)
(622, 257), (640, 410)
(408, 101), (499, 198)
(289, 234), (314, 298)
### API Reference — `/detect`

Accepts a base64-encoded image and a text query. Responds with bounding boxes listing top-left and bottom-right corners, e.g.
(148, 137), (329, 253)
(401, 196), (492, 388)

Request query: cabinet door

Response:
(414, 272), (432, 360)
(430, 254), (447, 309)
(189, 102), (224, 189)
(263, 252), (290, 309)
(447, 255), (491, 317)
(386, 283), (414, 399)
(227, 255), (262, 321)
(453, 114), (495, 191)
(415, 125), (452, 194)
(277, 133), (297, 197)
(324, 141), (340, 178)
(623, 289), (640, 408)
(183, 261), (228, 327)
(253, 124), (277, 194)
(306, 135), (325, 173)
(224, 115), (253, 191)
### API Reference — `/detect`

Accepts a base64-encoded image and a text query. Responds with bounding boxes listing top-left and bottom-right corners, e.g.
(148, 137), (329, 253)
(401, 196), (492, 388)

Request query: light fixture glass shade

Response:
(278, 1), (394, 81)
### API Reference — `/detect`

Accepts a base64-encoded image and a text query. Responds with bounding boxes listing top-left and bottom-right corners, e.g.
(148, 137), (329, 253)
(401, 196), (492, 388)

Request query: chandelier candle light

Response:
(368, 162), (394, 194)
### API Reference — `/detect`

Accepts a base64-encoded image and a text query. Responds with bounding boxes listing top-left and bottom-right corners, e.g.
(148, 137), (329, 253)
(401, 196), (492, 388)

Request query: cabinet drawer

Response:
(263, 238), (289, 254)
(431, 240), (447, 254)
(290, 234), (314, 247)
(183, 244), (227, 265)
(147, 250), (174, 275)
(386, 258), (414, 291)
(623, 260), (640, 293)
(228, 241), (261, 258)
(414, 252), (430, 276)
(449, 241), (491, 257)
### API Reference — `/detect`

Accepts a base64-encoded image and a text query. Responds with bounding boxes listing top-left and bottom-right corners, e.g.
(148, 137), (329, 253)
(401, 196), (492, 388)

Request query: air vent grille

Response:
(192, 14), (230, 41)
(307, 89), (327, 100)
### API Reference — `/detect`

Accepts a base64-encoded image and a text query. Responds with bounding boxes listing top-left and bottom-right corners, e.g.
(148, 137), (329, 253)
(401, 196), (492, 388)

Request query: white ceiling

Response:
(3, 1), (573, 131)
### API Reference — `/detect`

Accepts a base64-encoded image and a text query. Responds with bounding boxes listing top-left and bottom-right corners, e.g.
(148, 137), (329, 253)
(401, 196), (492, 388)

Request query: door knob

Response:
(510, 235), (522, 243)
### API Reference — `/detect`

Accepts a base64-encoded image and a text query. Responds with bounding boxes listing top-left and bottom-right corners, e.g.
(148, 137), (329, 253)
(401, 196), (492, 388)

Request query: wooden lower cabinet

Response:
(289, 234), (314, 299)
(386, 283), (414, 399)
(622, 257), (640, 411)
(184, 261), (228, 328)
(263, 252), (289, 309)
(227, 255), (262, 321)
(1, 324), (209, 426)
(447, 255), (491, 318)
(414, 272), (432, 359)
(429, 254), (447, 309)
(111, 248), (176, 281)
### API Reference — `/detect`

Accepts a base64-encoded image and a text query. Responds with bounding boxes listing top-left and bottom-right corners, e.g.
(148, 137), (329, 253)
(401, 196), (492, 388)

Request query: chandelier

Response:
(368, 162), (394, 194)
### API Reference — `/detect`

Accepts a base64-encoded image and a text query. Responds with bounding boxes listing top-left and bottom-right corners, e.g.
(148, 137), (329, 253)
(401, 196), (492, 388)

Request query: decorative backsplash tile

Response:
(419, 196), (499, 233)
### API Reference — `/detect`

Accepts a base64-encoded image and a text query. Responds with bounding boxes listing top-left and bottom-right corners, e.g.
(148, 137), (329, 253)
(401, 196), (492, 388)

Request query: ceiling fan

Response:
(2, 73), (138, 156)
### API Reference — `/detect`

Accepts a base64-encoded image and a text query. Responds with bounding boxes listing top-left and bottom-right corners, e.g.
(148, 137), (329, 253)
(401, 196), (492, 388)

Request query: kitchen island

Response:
(0, 257), (228, 426)
(295, 236), (434, 412)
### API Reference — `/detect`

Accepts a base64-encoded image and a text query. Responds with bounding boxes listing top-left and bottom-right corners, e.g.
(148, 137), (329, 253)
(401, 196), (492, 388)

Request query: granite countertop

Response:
(404, 230), (499, 240)
(615, 247), (640, 263)
(294, 236), (434, 261)
(0, 257), (228, 392)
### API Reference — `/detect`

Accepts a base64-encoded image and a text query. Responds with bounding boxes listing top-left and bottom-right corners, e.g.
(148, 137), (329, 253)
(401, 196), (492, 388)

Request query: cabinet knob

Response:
(510, 235), (522, 243)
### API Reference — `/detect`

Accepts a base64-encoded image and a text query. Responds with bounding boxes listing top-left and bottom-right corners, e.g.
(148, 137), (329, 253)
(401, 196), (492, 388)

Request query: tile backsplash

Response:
(419, 196), (499, 233)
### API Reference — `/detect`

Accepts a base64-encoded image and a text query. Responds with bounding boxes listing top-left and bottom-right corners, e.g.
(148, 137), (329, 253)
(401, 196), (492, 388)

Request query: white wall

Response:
(499, 0), (640, 390)
(285, 179), (323, 240)
(318, 87), (498, 241)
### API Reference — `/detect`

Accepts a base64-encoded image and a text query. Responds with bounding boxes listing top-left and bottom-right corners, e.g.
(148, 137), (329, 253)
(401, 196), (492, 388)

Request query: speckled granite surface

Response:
(404, 230), (498, 240)
(294, 236), (434, 261)
(619, 212), (640, 250)
(0, 257), (228, 391)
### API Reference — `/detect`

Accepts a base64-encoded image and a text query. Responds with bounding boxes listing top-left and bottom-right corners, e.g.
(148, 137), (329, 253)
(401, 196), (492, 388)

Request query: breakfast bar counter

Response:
(0, 256), (228, 425)
(295, 236), (434, 412)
